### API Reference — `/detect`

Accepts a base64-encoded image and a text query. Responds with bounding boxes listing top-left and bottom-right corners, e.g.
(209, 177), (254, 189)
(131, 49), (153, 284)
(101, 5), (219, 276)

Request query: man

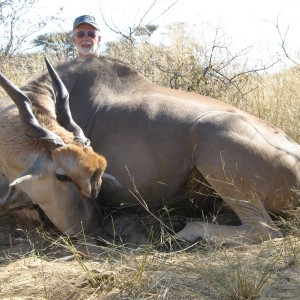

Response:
(72, 15), (101, 58)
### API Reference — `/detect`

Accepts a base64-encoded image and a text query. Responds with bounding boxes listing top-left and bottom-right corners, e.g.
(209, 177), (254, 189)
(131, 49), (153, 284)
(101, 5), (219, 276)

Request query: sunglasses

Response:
(74, 30), (98, 39)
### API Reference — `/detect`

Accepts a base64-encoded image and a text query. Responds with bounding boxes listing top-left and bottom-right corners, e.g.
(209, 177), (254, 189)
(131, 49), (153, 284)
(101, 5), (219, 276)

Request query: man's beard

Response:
(77, 42), (97, 56)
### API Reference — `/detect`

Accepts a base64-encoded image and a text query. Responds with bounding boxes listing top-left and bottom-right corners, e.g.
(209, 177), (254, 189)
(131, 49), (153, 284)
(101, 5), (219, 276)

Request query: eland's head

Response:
(0, 58), (107, 235)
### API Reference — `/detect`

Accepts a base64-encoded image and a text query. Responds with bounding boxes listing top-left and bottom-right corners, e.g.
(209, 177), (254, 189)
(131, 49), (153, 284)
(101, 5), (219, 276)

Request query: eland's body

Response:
(54, 56), (300, 245)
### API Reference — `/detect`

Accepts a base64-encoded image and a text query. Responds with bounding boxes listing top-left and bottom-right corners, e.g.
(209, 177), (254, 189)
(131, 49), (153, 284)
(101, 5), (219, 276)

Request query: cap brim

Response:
(73, 22), (99, 30)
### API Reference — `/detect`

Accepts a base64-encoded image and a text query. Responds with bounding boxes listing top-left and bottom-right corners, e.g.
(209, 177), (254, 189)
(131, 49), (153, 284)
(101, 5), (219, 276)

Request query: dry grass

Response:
(0, 52), (62, 98)
(222, 66), (300, 143)
(0, 231), (300, 299)
(0, 209), (300, 299)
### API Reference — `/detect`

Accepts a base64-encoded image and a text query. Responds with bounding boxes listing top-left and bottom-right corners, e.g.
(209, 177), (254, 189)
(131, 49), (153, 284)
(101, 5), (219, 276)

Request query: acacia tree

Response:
(0, 0), (62, 56)
(32, 31), (74, 60)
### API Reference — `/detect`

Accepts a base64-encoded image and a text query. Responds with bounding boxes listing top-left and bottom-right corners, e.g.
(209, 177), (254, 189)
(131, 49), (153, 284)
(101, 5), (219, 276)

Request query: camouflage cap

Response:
(73, 15), (99, 31)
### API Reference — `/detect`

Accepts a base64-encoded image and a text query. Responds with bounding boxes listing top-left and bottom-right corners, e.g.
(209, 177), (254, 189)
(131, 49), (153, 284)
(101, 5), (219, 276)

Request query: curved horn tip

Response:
(44, 57), (51, 68)
(44, 57), (55, 74)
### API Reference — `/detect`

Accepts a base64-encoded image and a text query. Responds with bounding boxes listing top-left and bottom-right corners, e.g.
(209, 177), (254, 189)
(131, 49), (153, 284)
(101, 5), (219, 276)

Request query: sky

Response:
(35, 0), (300, 69)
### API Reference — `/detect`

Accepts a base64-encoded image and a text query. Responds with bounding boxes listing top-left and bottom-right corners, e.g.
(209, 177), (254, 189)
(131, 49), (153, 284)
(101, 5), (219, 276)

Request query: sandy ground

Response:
(1, 207), (300, 299)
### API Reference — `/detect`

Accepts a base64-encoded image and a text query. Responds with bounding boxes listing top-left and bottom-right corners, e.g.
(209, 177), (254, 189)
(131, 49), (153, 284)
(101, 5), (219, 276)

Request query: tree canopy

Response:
(0, 0), (62, 56)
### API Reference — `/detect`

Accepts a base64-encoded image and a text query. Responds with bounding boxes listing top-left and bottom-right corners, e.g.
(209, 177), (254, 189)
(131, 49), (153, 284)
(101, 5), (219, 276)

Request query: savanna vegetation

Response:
(1, 0), (300, 299)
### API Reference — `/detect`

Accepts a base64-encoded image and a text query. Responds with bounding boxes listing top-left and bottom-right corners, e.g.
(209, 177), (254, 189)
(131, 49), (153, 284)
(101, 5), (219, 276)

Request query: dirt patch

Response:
(1, 207), (300, 299)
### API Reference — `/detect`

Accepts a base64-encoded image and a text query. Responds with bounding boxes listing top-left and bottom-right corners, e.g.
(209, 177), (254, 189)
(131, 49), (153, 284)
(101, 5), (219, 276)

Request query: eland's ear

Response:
(102, 172), (122, 190)
(10, 154), (48, 187)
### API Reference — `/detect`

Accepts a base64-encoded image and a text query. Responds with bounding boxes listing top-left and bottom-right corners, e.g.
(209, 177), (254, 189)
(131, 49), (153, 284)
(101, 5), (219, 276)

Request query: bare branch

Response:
(273, 12), (298, 65)
(139, 0), (179, 26)
(137, 0), (158, 28)
(100, 0), (179, 42)
(100, 8), (134, 43)
(0, 0), (63, 56)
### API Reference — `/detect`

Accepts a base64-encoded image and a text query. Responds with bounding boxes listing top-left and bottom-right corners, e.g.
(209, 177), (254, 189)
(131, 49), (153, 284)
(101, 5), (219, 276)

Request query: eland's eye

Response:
(55, 173), (72, 182)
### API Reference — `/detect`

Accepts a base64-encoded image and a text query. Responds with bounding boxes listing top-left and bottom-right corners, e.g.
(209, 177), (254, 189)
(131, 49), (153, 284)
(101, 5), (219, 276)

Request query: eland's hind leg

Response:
(176, 189), (282, 245)
(177, 167), (283, 246)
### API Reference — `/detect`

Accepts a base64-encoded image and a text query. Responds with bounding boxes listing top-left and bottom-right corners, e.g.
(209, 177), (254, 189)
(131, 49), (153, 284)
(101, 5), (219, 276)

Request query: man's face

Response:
(72, 24), (101, 58)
